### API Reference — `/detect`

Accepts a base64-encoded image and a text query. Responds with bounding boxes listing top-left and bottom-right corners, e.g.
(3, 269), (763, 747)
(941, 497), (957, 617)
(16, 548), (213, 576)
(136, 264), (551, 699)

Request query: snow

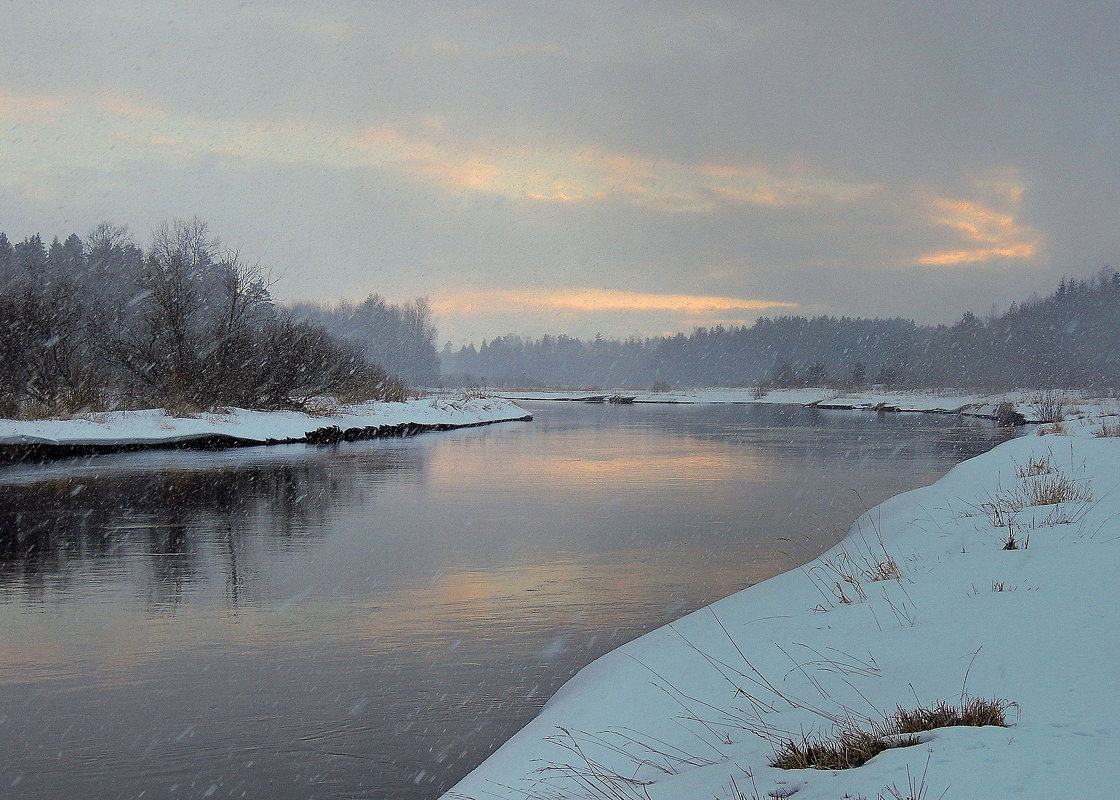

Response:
(499, 387), (1083, 422)
(501, 388), (839, 405)
(447, 400), (1120, 800)
(0, 396), (530, 451)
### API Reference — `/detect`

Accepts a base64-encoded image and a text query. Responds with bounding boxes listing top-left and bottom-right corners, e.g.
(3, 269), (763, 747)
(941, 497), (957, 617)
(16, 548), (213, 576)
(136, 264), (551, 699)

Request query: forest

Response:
(0, 220), (437, 418)
(441, 270), (1120, 391)
(4, 218), (1119, 413)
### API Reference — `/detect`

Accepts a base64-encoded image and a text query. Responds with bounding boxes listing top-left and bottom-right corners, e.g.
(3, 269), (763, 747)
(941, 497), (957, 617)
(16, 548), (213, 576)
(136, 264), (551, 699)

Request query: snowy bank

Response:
(497, 387), (1074, 422)
(448, 402), (1120, 800)
(0, 397), (531, 461)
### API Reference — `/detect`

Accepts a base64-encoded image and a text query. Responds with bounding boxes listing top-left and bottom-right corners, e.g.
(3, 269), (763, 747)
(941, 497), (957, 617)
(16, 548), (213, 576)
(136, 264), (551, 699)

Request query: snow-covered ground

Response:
(448, 400), (1120, 800)
(498, 387), (1080, 422)
(0, 396), (530, 454)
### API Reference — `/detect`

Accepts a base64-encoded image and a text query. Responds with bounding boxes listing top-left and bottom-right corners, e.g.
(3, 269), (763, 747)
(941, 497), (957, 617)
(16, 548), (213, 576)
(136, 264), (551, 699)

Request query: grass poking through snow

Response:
(770, 697), (1012, 771)
(771, 727), (920, 770)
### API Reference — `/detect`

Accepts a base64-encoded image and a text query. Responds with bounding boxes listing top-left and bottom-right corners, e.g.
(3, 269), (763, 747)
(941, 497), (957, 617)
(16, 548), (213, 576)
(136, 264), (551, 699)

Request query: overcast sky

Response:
(2, 2), (1118, 344)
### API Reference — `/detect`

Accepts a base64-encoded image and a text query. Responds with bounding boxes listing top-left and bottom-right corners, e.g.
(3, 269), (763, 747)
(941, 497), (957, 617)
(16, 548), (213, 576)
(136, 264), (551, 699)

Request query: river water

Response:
(0, 402), (1011, 799)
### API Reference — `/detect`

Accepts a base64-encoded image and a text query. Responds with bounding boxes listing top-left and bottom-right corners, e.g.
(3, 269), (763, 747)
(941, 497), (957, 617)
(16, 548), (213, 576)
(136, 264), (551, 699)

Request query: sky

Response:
(1, 1), (1118, 346)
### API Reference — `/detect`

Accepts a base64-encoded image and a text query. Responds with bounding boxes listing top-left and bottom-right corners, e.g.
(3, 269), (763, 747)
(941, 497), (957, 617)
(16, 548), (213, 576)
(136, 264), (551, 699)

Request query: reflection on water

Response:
(0, 403), (1010, 798)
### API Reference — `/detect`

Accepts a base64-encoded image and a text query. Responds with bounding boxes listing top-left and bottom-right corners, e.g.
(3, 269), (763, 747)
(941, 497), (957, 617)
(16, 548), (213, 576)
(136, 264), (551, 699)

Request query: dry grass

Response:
(1094, 421), (1120, 437)
(977, 494), (1016, 528)
(891, 697), (1012, 734)
(1019, 473), (1092, 506)
(1014, 452), (1054, 478)
(805, 517), (904, 611)
(976, 466), (1092, 533)
(771, 698), (1012, 771)
(771, 727), (919, 770)
(1029, 389), (1066, 423)
(1001, 526), (1026, 550)
(1036, 421), (1068, 435)
(878, 751), (939, 800)
(862, 555), (902, 582)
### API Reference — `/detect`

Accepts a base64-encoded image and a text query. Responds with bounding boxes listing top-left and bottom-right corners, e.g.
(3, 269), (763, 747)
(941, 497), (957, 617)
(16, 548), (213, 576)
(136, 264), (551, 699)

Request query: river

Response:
(0, 401), (1012, 799)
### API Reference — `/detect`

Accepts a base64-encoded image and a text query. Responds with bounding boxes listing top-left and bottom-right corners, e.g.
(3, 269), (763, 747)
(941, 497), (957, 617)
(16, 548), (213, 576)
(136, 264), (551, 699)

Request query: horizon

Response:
(1, 218), (1100, 349)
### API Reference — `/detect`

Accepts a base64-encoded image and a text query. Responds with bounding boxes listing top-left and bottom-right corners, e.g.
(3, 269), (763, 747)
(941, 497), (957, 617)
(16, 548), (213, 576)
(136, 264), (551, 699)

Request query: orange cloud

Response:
(432, 287), (797, 316)
(2, 87), (873, 217)
(350, 127), (875, 211)
(919, 173), (1040, 266)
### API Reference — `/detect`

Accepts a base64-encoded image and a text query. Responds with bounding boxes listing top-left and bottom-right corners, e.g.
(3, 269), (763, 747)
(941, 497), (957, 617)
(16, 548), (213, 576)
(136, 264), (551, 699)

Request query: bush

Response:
(1030, 389), (1066, 423)
(0, 220), (415, 417)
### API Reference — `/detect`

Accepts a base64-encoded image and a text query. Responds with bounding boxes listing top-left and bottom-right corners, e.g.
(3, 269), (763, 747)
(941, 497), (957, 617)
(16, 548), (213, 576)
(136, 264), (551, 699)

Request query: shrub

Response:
(1029, 389), (1065, 423)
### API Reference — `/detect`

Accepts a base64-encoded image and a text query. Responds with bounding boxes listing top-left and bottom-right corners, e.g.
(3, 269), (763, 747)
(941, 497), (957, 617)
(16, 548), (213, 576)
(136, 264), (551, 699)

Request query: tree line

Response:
(441, 270), (1120, 391)
(0, 219), (415, 418)
(289, 295), (439, 389)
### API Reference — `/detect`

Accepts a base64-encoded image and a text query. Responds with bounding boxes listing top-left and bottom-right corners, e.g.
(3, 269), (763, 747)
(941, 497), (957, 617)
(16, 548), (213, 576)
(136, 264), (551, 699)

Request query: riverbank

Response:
(496, 387), (1069, 422)
(0, 396), (531, 462)
(448, 400), (1120, 799)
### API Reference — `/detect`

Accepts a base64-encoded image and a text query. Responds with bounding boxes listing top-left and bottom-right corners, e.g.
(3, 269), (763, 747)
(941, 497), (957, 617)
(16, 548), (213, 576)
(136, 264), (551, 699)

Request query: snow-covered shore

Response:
(448, 401), (1120, 800)
(0, 396), (531, 460)
(498, 387), (1068, 422)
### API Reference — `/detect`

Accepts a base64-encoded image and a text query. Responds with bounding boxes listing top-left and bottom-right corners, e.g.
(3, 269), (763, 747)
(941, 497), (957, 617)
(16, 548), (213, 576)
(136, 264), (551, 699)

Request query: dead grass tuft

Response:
(1029, 389), (1066, 423)
(891, 697), (1012, 734)
(771, 727), (917, 771)
(975, 466), (1092, 535)
(771, 698), (1012, 771)
(1014, 453), (1054, 478)
(1001, 526), (1026, 550)
(804, 510), (905, 611)
(1036, 421), (1068, 436)
(862, 556), (902, 582)
(1019, 473), (1092, 506)
(1094, 421), (1120, 437)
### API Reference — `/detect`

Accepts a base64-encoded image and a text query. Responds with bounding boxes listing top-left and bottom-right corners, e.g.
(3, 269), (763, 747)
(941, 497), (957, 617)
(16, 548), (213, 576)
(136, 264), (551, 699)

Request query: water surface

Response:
(0, 402), (1011, 798)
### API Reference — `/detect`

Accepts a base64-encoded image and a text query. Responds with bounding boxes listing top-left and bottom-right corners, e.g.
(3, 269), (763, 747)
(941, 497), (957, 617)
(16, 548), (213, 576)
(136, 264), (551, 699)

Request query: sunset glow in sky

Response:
(2, 2), (1118, 343)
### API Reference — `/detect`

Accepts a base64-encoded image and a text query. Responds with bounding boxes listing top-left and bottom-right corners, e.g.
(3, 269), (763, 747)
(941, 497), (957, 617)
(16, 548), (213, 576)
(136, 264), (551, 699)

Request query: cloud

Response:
(918, 171), (1041, 266)
(0, 90), (64, 121)
(425, 288), (803, 343)
(4, 89), (872, 217)
(349, 127), (880, 212)
(432, 287), (797, 317)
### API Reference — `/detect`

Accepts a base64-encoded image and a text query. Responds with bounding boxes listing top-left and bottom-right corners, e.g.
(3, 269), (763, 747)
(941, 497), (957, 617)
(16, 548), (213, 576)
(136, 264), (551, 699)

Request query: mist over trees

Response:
(0, 220), (406, 417)
(289, 295), (440, 388)
(6, 216), (1118, 410)
(442, 270), (1120, 391)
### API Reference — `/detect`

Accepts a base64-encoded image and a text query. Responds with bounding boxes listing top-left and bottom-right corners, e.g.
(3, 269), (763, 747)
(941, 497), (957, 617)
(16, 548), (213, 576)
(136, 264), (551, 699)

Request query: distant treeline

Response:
(0, 220), (410, 417)
(290, 296), (439, 389)
(442, 270), (1120, 391)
